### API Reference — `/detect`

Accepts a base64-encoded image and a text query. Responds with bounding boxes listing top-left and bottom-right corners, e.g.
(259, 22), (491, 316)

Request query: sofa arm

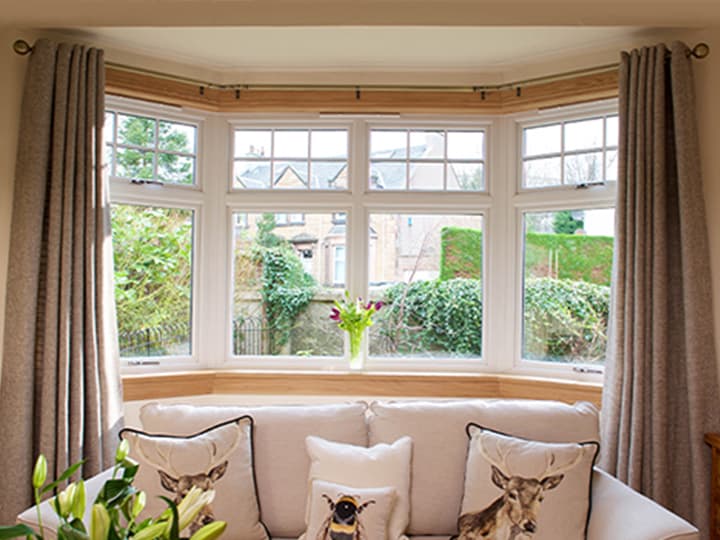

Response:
(16, 468), (115, 539)
(588, 469), (698, 540)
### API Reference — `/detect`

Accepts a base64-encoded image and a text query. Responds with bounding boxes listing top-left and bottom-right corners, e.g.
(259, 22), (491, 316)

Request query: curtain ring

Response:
(13, 39), (33, 55)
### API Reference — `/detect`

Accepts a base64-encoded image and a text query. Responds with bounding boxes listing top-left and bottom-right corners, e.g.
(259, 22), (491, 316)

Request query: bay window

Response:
(107, 95), (617, 378)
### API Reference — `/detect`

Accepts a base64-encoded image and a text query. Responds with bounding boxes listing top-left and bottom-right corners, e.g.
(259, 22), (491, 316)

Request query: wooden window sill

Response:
(121, 370), (603, 408)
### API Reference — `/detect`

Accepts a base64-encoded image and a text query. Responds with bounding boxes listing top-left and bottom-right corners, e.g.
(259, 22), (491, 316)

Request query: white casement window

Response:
(107, 95), (616, 379)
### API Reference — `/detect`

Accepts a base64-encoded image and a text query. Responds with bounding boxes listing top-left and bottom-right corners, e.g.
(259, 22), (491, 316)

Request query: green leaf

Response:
(159, 496), (179, 540)
(0, 525), (38, 540)
(57, 523), (88, 540)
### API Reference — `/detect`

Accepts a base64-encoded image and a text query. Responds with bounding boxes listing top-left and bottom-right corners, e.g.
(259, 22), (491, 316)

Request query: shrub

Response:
(525, 232), (613, 286)
(439, 226), (483, 281)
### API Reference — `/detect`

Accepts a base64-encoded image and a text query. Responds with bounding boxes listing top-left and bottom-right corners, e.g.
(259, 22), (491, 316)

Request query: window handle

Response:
(130, 178), (164, 186)
(127, 359), (161, 366)
(572, 366), (603, 375)
(575, 182), (606, 189)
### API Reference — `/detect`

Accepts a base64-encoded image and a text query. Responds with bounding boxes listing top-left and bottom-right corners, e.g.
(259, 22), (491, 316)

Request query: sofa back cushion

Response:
(367, 399), (599, 536)
(140, 401), (368, 538)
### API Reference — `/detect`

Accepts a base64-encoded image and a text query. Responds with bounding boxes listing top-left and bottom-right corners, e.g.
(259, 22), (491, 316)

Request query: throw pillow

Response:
(458, 424), (599, 540)
(304, 479), (396, 540)
(304, 435), (412, 540)
(119, 416), (269, 540)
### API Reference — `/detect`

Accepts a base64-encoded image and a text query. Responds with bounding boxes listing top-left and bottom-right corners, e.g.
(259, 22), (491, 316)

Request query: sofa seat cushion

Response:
(140, 401), (368, 538)
(367, 399), (599, 536)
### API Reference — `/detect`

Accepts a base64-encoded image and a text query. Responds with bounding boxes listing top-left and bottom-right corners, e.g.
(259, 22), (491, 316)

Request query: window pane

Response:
(311, 161), (347, 189)
(159, 121), (196, 154)
(112, 204), (193, 358)
(448, 162), (484, 191)
(605, 150), (618, 182)
(117, 114), (155, 148)
(410, 130), (444, 158)
(370, 162), (406, 189)
(115, 148), (155, 180)
(409, 162), (444, 190)
(524, 124), (561, 157)
(274, 161), (309, 188)
(235, 130), (271, 158)
(564, 151), (603, 184)
(158, 153), (195, 185)
(370, 130), (406, 159)
(447, 131), (484, 160)
(275, 130), (309, 158)
(104, 112), (115, 146)
(234, 160), (271, 189)
(232, 212), (346, 357)
(523, 157), (561, 188)
(564, 117), (604, 151)
(606, 115), (619, 147)
(522, 208), (614, 364)
(368, 213), (484, 359)
(311, 130), (348, 158)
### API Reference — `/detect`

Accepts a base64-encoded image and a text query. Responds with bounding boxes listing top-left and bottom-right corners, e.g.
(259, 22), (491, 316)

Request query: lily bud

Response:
(178, 487), (215, 532)
(90, 504), (111, 540)
(132, 521), (168, 540)
(55, 483), (77, 518)
(32, 455), (47, 489)
(71, 480), (86, 520)
(132, 491), (147, 519)
(189, 521), (226, 540)
(115, 439), (130, 463)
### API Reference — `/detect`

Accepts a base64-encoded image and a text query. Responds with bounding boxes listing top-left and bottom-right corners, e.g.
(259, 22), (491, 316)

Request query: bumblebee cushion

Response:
(119, 416), (269, 540)
(458, 424), (599, 540)
(304, 479), (396, 540)
(304, 435), (412, 540)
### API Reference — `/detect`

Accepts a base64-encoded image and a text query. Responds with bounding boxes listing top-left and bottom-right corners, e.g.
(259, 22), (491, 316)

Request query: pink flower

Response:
(374, 301), (384, 311)
(330, 307), (341, 321)
(365, 301), (373, 310)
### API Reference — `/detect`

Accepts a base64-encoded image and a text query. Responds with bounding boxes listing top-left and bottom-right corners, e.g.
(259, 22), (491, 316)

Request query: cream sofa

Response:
(19, 399), (699, 540)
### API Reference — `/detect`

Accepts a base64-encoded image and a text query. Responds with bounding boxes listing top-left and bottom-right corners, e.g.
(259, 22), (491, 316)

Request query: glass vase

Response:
(347, 329), (364, 370)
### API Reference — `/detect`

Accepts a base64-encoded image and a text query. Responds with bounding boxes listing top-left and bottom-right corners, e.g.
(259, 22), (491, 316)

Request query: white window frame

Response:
(108, 95), (616, 382)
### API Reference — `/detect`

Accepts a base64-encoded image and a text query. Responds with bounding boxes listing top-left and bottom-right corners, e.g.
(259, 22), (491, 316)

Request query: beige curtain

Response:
(601, 41), (720, 538)
(0, 39), (123, 523)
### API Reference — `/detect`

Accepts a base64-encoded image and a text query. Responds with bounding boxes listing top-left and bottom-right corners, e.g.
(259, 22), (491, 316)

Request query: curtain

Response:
(601, 41), (720, 538)
(0, 39), (124, 523)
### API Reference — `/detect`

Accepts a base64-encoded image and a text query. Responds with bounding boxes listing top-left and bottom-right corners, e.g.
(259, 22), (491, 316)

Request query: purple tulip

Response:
(374, 301), (384, 311)
(365, 301), (373, 310)
(330, 307), (341, 321)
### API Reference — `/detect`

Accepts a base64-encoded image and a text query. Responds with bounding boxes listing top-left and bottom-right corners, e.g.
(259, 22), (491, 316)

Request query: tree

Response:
(553, 210), (584, 234)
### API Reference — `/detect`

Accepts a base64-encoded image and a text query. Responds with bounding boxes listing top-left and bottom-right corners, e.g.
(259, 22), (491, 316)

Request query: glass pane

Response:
(606, 115), (619, 147)
(232, 212), (345, 357)
(524, 124), (561, 157)
(275, 130), (309, 158)
(605, 150), (618, 182)
(103, 112), (115, 145)
(368, 213), (484, 359)
(104, 145), (114, 176)
(410, 130), (444, 159)
(311, 130), (348, 158)
(117, 114), (155, 148)
(115, 148), (155, 180)
(565, 117), (604, 151)
(235, 130), (271, 158)
(565, 151), (603, 184)
(522, 208), (614, 364)
(409, 162), (443, 190)
(311, 161), (347, 189)
(159, 121), (196, 154)
(370, 162), (406, 190)
(112, 204), (193, 357)
(370, 130), (407, 159)
(447, 131), (484, 160)
(523, 157), (561, 188)
(274, 161), (309, 188)
(448, 162), (484, 191)
(158, 154), (195, 185)
(234, 160), (271, 189)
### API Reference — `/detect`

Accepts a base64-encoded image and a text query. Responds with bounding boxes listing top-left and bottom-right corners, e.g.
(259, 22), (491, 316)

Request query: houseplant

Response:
(330, 291), (383, 369)
(0, 441), (226, 540)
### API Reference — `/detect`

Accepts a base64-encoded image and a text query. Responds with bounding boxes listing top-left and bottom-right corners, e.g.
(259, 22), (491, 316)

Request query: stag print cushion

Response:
(120, 416), (269, 540)
(303, 479), (396, 540)
(304, 435), (412, 540)
(458, 425), (599, 540)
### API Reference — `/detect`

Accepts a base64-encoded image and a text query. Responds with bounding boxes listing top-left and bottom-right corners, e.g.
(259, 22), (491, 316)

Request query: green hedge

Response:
(439, 227), (613, 286)
(375, 276), (609, 362)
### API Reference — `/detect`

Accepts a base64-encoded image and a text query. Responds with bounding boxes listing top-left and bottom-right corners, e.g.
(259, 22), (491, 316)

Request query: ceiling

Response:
(65, 27), (664, 73)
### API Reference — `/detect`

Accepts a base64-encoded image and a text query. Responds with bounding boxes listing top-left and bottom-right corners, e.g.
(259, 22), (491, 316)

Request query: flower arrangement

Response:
(330, 291), (383, 369)
(0, 442), (226, 540)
